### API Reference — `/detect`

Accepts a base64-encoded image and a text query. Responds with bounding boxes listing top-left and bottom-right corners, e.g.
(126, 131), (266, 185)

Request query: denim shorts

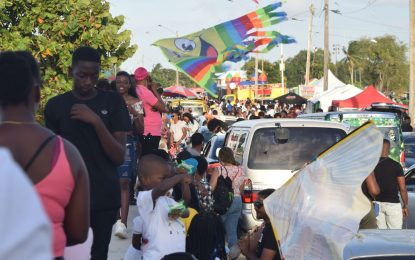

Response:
(117, 135), (137, 181)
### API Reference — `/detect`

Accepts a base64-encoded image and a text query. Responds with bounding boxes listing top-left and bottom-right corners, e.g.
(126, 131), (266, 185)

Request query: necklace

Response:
(1, 121), (38, 125)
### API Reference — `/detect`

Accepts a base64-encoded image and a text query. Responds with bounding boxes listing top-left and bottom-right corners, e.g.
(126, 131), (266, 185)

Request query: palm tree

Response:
(341, 46), (356, 85)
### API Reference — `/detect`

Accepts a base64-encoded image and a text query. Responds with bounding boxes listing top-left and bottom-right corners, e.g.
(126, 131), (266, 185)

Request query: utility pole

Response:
(333, 44), (341, 75)
(255, 52), (259, 100)
(254, 2), (259, 101)
(409, 0), (415, 125)
(175, 31), (180, 86)
(323, 0), (329, 91)
(305, 3), (315, 87)
(280, 43), (285, 94)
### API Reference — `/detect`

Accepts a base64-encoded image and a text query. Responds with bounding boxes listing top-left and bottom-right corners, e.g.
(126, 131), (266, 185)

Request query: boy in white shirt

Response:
(136, 155), (191, 259)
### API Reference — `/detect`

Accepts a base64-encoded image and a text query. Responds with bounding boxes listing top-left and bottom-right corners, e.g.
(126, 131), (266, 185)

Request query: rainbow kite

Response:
(153, 2), (295, 96)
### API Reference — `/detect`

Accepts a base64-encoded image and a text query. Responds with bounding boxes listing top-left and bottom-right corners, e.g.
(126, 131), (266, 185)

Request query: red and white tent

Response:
(332, 85), (404, 109)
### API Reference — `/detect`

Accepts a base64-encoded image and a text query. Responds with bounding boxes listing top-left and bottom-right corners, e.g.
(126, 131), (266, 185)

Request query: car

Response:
(343, 229), (415, 259)
(403, 132), (415, 170)
(404, 165), (415, 229)
(202, 133), (225, 165)
(224, 119), (349, 231)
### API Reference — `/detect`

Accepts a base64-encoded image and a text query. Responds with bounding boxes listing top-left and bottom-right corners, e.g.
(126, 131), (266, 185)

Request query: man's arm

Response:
(397, 176), (409, 217)
(366, 172), (380, 199)
(70, 104), (126, 165)
(149, 85), (169, 113)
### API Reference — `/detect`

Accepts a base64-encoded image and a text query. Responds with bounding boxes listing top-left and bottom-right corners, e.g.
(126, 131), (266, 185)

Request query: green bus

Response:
(298, 111), (404, 165)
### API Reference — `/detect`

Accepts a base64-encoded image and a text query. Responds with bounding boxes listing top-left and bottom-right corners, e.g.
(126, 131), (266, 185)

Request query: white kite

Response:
(264, 122), (383, 260)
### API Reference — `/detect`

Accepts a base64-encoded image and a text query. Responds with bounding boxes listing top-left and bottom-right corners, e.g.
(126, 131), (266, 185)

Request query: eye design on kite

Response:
(175, 38), (196, 52)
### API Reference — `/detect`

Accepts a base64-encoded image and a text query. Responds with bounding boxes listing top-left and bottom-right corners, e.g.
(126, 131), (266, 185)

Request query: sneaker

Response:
(229, 244), (241, 260)
(114, 220), (128, 239)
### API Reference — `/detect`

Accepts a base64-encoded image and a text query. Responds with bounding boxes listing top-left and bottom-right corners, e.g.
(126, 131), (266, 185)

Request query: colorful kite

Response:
(264, 122), (383, 259)
(153, 2), (295, 96)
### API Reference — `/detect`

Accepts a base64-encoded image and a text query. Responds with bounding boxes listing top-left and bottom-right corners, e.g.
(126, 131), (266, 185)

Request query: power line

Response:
(339, 14), (407, 30)
(338, 0), (378, 15)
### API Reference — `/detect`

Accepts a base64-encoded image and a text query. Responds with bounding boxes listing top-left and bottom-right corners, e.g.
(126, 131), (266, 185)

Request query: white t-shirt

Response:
(137, 190), (186, 259)
(170, 120), (187, 142)
(266, 109), (275, 117)
(0, 148), (52, 260)
(186, 121), (199, 137)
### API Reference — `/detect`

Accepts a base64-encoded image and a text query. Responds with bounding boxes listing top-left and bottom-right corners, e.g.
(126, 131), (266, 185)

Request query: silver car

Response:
(343, 229), (415, 259)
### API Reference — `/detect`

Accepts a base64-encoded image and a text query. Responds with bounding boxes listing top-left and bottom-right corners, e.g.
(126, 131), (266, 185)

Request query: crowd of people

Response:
(0, 46), (410, 260)
(0, 47), (282, 260)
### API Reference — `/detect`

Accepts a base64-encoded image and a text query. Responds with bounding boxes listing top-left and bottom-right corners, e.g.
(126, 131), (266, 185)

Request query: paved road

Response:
(108, 206), (138, 260)
(107, 205), (245, 260)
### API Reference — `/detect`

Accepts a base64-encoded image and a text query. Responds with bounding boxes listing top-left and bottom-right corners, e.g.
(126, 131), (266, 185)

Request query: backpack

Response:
(213, 166), (234, 215)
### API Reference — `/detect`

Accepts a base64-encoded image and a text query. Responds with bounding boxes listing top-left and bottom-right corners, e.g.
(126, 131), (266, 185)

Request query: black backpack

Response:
(213, 166), (234, 215)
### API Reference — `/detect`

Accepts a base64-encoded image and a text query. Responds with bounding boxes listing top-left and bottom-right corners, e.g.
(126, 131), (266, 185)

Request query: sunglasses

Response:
(254, 201), (264, 208)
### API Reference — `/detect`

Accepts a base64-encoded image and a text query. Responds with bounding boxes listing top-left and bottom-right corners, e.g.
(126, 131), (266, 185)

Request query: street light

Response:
(158, 24), (180, 86)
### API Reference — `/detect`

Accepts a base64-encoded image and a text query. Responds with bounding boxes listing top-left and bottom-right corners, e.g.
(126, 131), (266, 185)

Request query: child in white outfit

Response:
(123, 216), (143, 260)
(136, 155), (191, 259)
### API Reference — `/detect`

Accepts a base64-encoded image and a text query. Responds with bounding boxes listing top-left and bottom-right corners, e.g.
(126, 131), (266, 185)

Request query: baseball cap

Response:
(134, 67), (149, 81)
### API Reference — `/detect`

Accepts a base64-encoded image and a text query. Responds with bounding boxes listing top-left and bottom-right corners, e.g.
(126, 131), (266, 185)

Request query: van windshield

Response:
(248, 127), (346, 170)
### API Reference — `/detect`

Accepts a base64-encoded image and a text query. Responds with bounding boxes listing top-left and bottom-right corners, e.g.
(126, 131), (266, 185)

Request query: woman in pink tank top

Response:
(0, 51), (90, 259)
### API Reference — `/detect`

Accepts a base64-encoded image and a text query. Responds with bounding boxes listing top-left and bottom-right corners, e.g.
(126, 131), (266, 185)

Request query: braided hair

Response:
(186, 212), (227, 260)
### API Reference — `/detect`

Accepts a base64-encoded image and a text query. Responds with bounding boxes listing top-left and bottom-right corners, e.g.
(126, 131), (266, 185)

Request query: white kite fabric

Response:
(264, 122), (383, 260)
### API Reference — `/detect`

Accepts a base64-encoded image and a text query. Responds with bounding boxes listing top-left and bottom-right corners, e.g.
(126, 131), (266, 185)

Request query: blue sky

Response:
(108, 0), (409, 73)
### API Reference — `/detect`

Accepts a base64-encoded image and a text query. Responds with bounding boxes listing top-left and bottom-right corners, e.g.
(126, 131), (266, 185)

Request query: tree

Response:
(338, 36), (409, 94)
(150, 63), (197, 87)
(0, 0), (137, 120)
(242, 58), (281, 83)
(284, 49), (327, 89)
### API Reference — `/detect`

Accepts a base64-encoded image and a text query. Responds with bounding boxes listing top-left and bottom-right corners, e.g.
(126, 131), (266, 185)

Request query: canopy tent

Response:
(162, 86), (198, 98)
(309, 84), (362, 111)
(332, 85), (398, 109)
(312, 70), (346, 96)
(274, 92), (307, 105)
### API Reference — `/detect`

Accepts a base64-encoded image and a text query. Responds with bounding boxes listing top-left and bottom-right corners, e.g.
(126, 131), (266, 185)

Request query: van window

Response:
(225, 131), (249, 164)
(248, 127), (346, 170)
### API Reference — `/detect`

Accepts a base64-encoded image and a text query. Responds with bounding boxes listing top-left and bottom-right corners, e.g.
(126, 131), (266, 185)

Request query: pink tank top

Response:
(35, 136), (75, 257)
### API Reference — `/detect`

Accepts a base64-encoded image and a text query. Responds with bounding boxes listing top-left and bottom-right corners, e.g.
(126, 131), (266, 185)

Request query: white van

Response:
(224, 119), (350, 231)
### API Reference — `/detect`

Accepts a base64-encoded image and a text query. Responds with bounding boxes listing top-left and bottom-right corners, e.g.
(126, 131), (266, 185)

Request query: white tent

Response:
(312, 70), (346, 96)
(309, 84), (362, 111)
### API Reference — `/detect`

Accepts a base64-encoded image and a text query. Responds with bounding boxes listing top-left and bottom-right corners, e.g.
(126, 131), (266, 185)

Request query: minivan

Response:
(224, 119), (349, 231)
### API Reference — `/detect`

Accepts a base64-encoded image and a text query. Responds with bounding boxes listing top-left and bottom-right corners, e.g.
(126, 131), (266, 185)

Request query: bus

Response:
(298, 111), (404, 165)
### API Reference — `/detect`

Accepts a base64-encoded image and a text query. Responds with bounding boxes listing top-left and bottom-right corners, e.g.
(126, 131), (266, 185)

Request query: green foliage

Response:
(241, 58), (281, 83)
(0, 0), (137, 121)
(150, 63), (196, 87)
(336, 35), (408, 94)
(284, 49), (327, 89)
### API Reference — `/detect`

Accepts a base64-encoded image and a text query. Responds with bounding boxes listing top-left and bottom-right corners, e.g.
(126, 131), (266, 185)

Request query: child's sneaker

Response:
(114, 219), (128, 239)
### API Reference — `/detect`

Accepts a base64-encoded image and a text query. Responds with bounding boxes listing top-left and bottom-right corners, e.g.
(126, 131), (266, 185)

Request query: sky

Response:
(108, 0), (409, 73)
